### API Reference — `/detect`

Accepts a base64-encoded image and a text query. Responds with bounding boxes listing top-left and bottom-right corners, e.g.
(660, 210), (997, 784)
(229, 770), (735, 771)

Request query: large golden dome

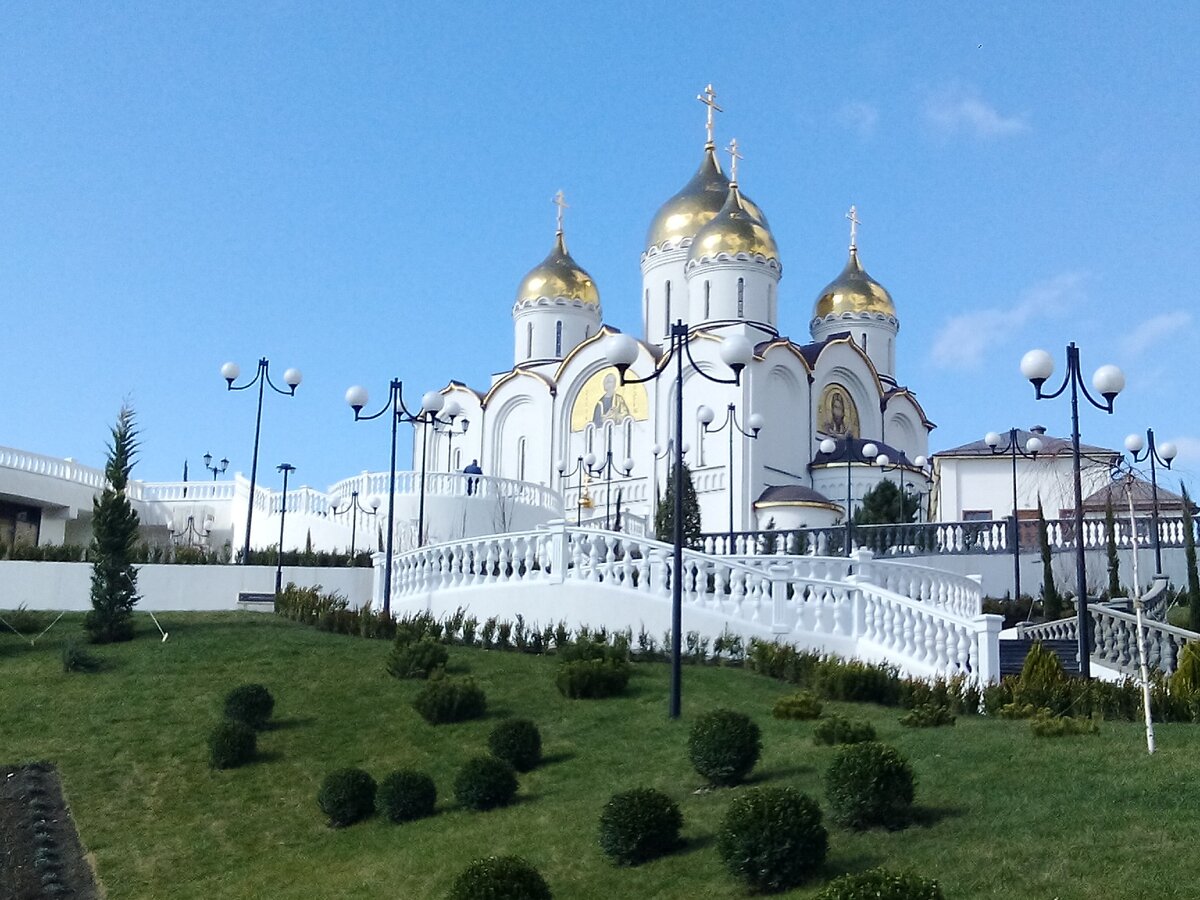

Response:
(687, 184), (779, 264)
(813, 248), (895, 319)
(645, 146), (767, 251)
(515, 232), (600, 307)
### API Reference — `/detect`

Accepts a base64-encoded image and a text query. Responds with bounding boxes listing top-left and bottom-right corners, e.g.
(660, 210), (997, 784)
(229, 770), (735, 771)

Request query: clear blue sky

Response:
(3, 3), (1198, 493)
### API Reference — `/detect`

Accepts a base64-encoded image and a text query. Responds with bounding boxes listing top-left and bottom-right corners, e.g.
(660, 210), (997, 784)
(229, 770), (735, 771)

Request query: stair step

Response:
(998, 638), (1080, 676)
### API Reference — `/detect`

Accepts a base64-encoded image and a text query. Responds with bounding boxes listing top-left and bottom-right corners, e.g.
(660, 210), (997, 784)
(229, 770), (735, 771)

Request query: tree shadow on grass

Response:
(909, 803), (967, 828)
(818, 850), (887, 881)
(539, 750), (576, 767)
(266, 715), (316, 732)
(253, 749), (286, 764)
(746, 761), (814, 784)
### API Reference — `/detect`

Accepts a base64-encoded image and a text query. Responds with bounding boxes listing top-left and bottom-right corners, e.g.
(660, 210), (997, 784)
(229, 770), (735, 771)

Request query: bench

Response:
(236, 591), (276, 613)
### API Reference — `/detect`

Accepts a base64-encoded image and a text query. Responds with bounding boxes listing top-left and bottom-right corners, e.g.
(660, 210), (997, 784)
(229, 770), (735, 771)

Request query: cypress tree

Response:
(655, 462), (702, 548)
(853, 480), (919, 526)
(86, 405), (141, 643)
(1037, 498), (1063, 621)
(1182, 484), (1200, 632)
(1104, 497), (1122, 599)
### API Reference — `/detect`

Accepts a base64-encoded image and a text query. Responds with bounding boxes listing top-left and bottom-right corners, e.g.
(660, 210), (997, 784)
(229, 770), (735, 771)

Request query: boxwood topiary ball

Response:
(598, 788), (683, 865)
(223, 683), (275, 730)
(718, 787), (827, 892)
(687, 708), (762, 786)
(448, 856), (551, 900)
(317, 768), (377, 827)
(377, 770), (437, 823)
(487, 719), (542, 772)
(208, 719), (256, 769)
(825, 742), (915, 830)
(454, 756), (518, 811)
(815, 866), (945, 899)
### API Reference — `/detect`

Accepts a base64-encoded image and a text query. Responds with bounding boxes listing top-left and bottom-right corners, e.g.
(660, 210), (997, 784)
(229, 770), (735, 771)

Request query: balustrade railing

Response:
(326, 471), (562, 514)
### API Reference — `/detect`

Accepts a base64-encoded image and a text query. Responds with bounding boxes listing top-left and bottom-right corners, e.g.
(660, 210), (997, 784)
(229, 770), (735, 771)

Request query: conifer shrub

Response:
(377, 770), (437, 823)
(1030, 712), (1100, 737)
(687, 708), (762, 786)
(487, 719), (542, 772)
(597, 788), (683, 866)
(815, 867), (944, 899)
(812, 715), (876, 746)
(826, 742), (914, 830)
(1011, 642), (1071, 714)
(385, 637), (448, 679)
(717, 787), (827, 892)
(317, 768), (377, 827)
(773, 690), (823, 720)
(1170, 642), (1200, 697)
(223, 683), (275, 730)
(61, 640), (101, 673)
(448, 856), (552, 900)
(899, 703), (956, 728)
(413, 677), (487, 724)
(555, 659), (631, 699)
(453, 756), (518, 811)
(208, 719), (257, 769)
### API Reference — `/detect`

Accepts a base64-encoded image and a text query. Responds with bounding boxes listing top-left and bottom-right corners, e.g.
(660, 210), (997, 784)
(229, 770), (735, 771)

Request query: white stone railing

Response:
(0, 445), (109, 492)
(389, 526), (1001, 681)
(327, 471), (562, 513)
(142, 481), (238, 502)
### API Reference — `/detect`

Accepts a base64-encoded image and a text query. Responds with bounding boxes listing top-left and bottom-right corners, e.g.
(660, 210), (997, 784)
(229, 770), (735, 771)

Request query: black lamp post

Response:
(605, 321), (753, 719)
(557, 455), (588, 524)
(985, 429), (1044, 604)
(1124, 429), (1178, 574)
(329, 489), (379, 559)
(345, 381), (461, 617)
(169, 514), (210, 547)
(818, 436), (878, 557)
(1022, 344), (1125, 678)
(699, 402), (763, 546)
(587, 450), (635, 531)
(222, 358), (302, 564)
(434, 415), (471, 471)
(203, 452), (229, 481)
(274, 462), (295, 594)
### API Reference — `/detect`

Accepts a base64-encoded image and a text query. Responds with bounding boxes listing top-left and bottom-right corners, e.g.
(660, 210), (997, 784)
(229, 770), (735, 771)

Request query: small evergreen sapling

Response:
(1037, 498), (1063, 621)
(87, 404), (141, 643)
(1182, 484), (1200, 632)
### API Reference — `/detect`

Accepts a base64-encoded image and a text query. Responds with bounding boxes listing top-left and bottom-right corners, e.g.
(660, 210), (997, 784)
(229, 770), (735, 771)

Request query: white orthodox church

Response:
(419, 89), (934, 541)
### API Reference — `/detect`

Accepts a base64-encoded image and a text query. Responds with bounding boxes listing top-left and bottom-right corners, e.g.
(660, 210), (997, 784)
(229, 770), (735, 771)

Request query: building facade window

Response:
(526, 322), (533, 358)
(555, 320), (563, 357)
(737, 278), (744, 317)
(704, 280), (711, 319)
(664, 280), (672, 334)
(517, 437), (527, 482)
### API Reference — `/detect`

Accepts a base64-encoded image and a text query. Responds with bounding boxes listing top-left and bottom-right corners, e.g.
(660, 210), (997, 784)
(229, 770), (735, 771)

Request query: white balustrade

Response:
(1020, 602), (1197, 676)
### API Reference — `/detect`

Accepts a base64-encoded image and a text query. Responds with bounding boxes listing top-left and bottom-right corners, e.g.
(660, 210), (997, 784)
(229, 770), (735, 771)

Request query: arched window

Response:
(517, 437), (527, 482)
(624, 418), (633, 459)
(704, 280), (711, 319)
(697, 417), (707, 466)
(737, 278), (745, 317)
(453, 448), (462, 472)
(586, 423), (595, 454)
(664, 280), (672, 334)
(526, 322), (533, 358)
(768, 284), (775, 322)
(605, 421), (614, 454)
(555, 320), (563, 357)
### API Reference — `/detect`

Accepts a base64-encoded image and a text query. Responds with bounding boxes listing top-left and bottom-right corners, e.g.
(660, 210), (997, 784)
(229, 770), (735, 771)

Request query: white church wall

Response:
(640, 249), (686, 345)
(935, 455), (1115, 522)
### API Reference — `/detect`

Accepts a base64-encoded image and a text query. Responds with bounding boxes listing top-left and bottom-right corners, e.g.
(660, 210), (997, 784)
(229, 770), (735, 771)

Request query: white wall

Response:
(0, 562), (373, 611)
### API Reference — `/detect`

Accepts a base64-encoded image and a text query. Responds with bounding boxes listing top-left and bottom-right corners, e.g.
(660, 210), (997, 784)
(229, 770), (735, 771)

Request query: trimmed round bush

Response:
(317, 768), (377, 827)
(555, 659), (631, 699)
(598, 788), (683, 865)
(413, 677), (487, 724)
(377, 769), (436, 823)
(448, 856), (551, 900)
(773, 690), (823, 720)
(717, 787), (828, 892)
(826, 742), (915, 830)
(488, 719), (542, 772)
(813, 714), (876, 746)
(386, 637), (448, 679)
(223, 683), (275, 729)
(454, 756), (518, 811)
(815, 867), (944, 899)
(687, 708), (762, 786)
(208, 719), (256, 769)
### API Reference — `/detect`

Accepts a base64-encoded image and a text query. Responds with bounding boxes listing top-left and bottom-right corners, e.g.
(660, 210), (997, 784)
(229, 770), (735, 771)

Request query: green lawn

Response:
(3, 612), (1198, 899)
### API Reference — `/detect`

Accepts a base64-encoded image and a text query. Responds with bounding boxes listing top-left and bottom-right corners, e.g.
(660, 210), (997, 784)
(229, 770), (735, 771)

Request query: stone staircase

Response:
(999, 638), (1080, 677)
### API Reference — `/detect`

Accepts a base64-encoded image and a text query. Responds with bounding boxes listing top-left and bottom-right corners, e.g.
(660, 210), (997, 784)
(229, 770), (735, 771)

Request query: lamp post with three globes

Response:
(328, 490), (380, 560)
(985, 429), (1044, 606)
(818, 437), (879, 557)
(1123, 429), (1177, 575)
(698, 403), (763, 547)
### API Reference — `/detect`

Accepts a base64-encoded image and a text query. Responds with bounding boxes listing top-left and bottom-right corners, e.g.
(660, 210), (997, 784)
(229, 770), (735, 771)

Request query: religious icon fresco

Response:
(570, 367), (649, 432)
(817, 383), (860, 438)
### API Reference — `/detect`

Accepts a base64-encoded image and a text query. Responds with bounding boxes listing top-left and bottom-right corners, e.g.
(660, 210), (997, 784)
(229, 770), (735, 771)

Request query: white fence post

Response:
(973, 613), (1005, 683)
(547, 519), (567, 584)
(769, 564), (791, 634)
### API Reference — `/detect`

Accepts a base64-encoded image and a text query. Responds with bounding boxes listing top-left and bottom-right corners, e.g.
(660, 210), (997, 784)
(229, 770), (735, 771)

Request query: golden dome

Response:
(515, 231), (600, 307)
(813, 248), (895, 319)
(645, 146), (767, 251)
(687, 184), (779, 264)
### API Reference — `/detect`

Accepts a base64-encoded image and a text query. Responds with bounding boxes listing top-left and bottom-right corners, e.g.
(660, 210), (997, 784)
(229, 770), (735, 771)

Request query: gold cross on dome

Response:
(553, 189), (568, 234)
(697, 84), (723, 147)
(725, 138), (743, 184)
(846, 205), (861, 250)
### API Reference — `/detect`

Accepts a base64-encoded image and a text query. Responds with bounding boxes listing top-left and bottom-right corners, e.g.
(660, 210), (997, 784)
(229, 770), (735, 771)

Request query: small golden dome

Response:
(813, 248), (896, 319)
(515, 232), (600, 307)
(687, 184), (779, 264)
(645, 146), (767, 251)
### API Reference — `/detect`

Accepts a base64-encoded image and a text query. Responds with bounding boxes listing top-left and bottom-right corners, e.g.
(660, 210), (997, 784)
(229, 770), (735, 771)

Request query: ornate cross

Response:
(846, 205), (861, 250)
(697, 83), (722, 147)
(553, 189), (568, 234)
(725, 138), (743, 184)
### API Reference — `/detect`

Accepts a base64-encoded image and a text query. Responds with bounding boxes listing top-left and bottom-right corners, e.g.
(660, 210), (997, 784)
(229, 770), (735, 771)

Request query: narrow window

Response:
(664, 280), (671, 333)
(704, 280), (711, 319)
(768, 284), (775, 322)
(624, 418), (633, 458)
(526, 322), (533, 357)
(586, 423), (594, 454)
(453, 448), (462, 471)
(517, 437), (527, 481)
(737, 278), (744, 317)
(555, 320), (563, 357)
(861, 332), (868, 351)
(605, 422), (614, 454)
